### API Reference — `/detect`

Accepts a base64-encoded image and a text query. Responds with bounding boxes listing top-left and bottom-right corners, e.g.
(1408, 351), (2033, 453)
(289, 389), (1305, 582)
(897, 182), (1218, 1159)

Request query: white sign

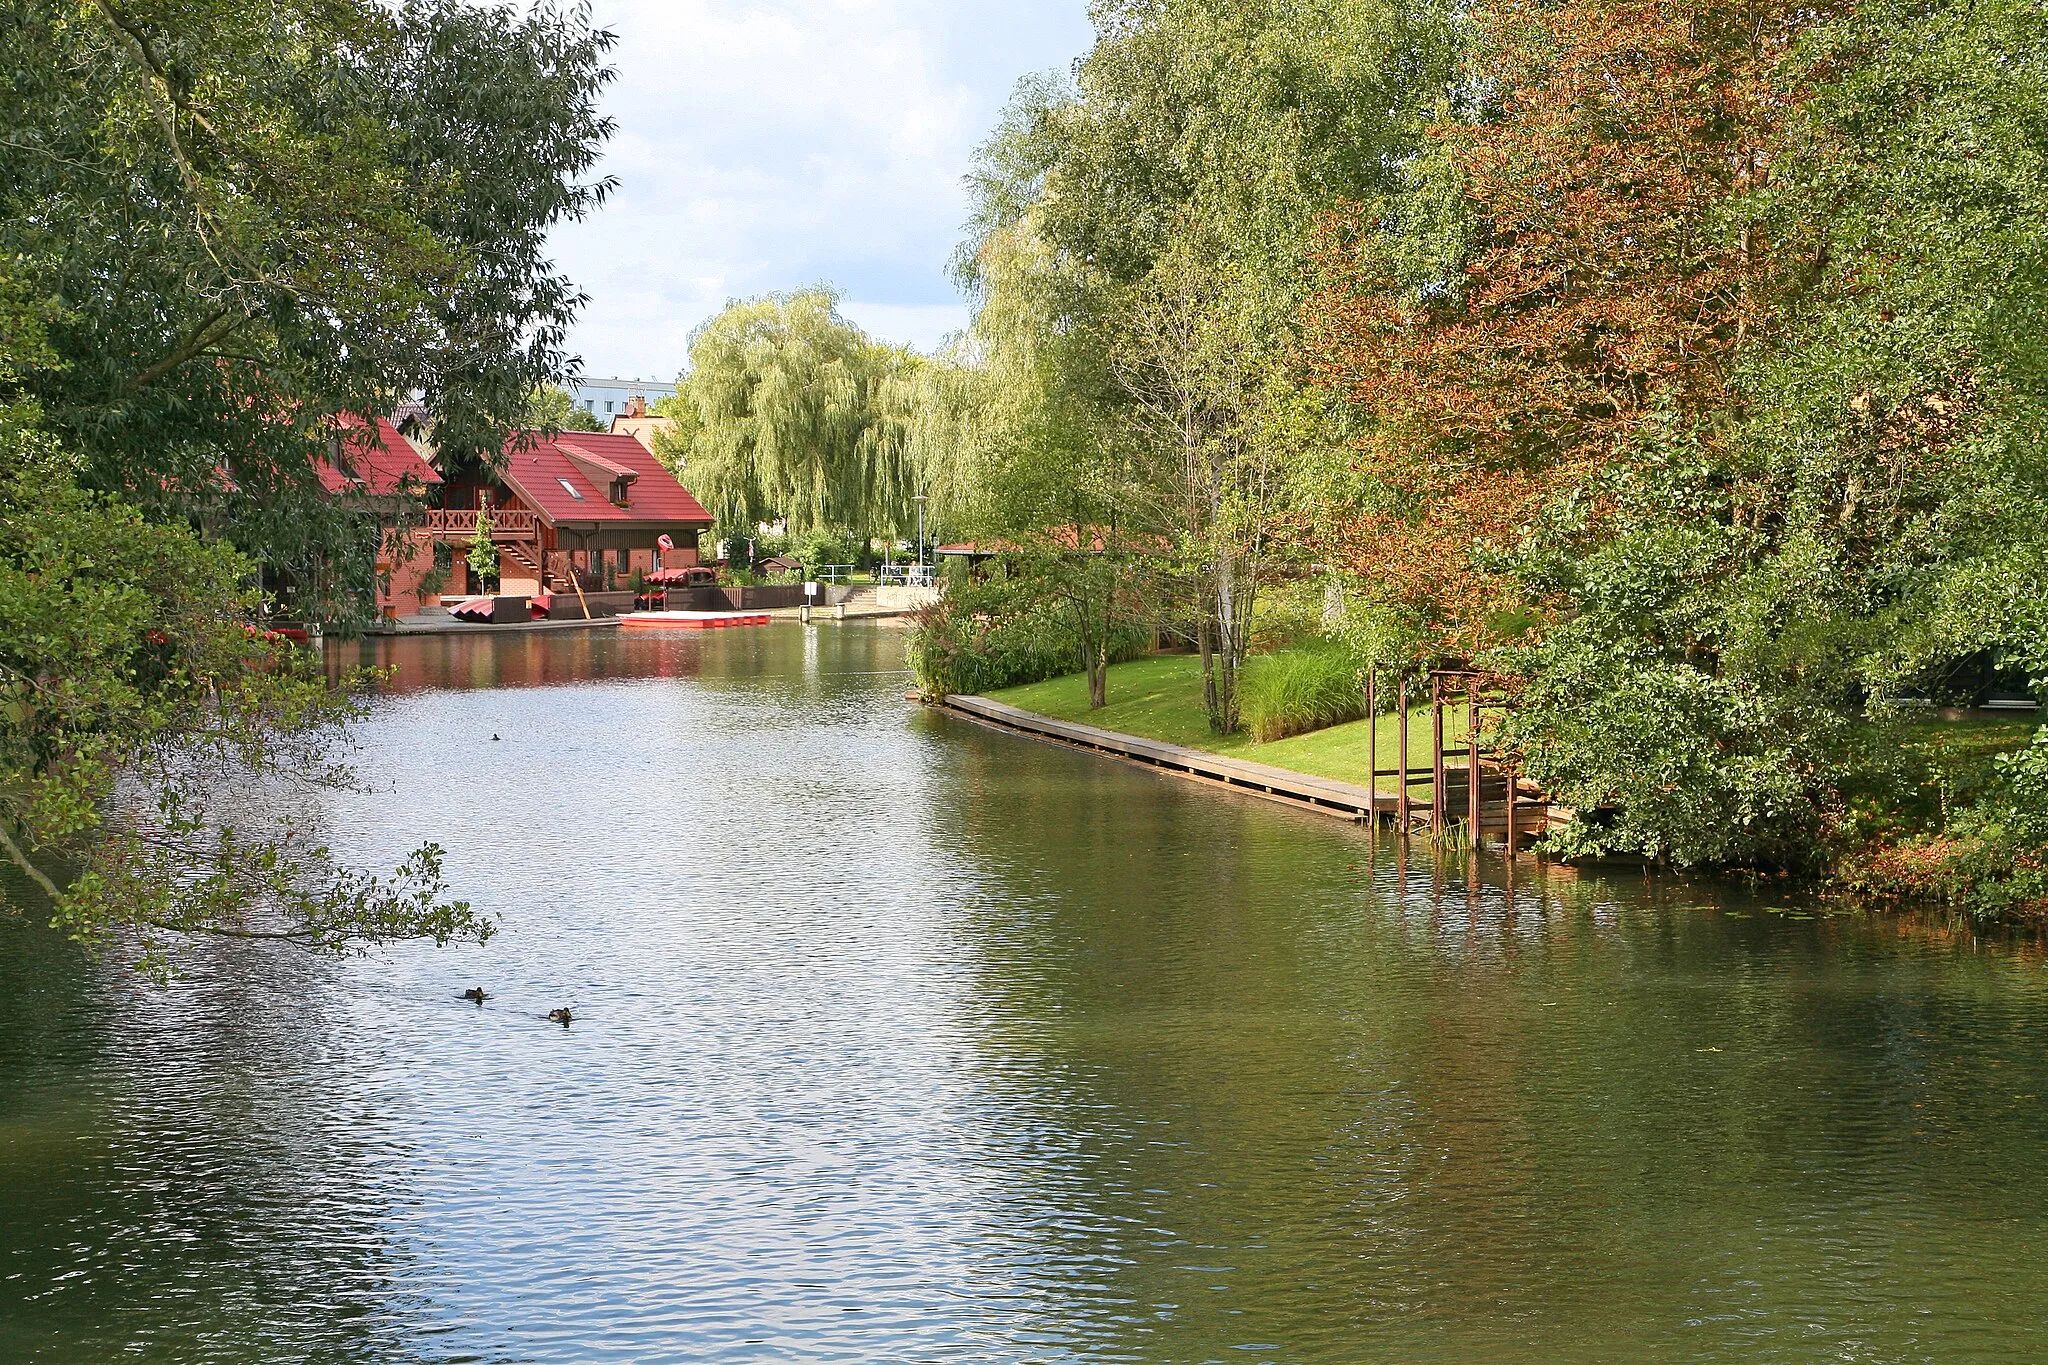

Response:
(804, 581), (820, 600)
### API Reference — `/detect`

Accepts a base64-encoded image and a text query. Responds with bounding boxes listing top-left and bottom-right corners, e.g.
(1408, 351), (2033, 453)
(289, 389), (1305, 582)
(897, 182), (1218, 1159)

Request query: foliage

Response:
(909, 577), (1150, 698)
(955, 0), (1452, 729)
(522, 384), (607, 433)
(0, 0), (609, 965)
(0, 0), (616, 623)
(1239, 639), (1366, 744)
(788, 526), (862, 575)
(661, 290), (961, 542)
(467, 506), (499, 584)
(1284, 0), (2048, 894)
(1305, 0), (1831, 650)
(1846, 728), (2048, 917)
(0, 422), (489, 974)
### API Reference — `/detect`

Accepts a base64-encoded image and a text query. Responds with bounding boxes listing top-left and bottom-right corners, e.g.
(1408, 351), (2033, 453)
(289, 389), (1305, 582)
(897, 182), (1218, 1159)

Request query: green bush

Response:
(1240, 639), (1367, 743)
(789, 525), (862, 575)
(910, 585), (1150, 696)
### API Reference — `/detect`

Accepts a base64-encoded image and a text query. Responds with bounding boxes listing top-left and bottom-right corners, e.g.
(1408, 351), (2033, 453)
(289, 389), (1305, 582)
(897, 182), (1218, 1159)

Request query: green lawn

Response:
(985, 653), (1463, 792)
(988, 656), (2047, 803)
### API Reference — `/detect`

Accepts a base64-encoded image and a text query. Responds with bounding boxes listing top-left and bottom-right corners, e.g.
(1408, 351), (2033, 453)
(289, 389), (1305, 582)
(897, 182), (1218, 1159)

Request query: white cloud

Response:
(548, 0), (1091, 379)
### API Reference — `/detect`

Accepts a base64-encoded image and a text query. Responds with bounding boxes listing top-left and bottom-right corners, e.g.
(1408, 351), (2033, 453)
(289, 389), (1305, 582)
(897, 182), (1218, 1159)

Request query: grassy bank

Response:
(985, 655), (2041, 818)
(985, 653), (1455, 793)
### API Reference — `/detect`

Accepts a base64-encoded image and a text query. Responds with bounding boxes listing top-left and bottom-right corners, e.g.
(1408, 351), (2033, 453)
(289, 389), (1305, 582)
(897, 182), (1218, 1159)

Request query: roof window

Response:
(557, 478), (584, 500)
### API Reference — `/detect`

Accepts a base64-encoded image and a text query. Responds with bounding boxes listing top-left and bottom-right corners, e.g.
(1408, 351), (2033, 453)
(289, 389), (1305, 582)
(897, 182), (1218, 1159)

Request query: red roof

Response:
(497, 430), (712, 528)
(320, 414), (441, 495)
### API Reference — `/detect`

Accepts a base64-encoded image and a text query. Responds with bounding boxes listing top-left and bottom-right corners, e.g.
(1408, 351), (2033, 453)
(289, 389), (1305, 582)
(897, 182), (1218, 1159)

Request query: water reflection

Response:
(1, 624), (2044, 1362)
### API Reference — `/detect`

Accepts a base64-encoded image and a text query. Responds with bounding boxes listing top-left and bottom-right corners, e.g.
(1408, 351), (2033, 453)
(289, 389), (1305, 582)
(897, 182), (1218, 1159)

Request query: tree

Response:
(0, 408), (490, 974)
(0, 0), (613, 966)
(1305, 0), (1830, 650)
(1, 0), (616, 623)
(664, 290), (928, 541)
(1305, 0), (2048, 881)
(947, 0), (1453, 723)
(468, 506), (499, 587)
(523, 384), (607, 433)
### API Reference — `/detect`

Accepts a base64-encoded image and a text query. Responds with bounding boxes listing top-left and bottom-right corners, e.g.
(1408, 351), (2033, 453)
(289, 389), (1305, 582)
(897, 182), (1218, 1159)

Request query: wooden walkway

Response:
(939, 694), (1395, 823)
(938, 692), (1574, 845)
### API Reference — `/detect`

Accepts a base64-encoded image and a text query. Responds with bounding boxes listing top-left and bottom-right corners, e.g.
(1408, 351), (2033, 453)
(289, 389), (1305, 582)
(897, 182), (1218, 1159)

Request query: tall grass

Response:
(1240, 639), (1366, 742)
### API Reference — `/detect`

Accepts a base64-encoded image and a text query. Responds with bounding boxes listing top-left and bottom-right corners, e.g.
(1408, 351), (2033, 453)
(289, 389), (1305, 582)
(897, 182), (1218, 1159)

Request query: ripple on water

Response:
(2, 626), (2047, 1362)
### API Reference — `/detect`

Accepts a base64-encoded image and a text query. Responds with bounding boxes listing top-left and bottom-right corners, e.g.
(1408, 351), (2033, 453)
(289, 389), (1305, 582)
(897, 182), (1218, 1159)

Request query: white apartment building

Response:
(570, 377), (678, 421)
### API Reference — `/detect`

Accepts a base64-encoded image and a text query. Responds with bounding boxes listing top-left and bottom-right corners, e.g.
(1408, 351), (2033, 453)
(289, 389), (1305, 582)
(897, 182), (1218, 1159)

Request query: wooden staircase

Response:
(497, 540), (545, 582)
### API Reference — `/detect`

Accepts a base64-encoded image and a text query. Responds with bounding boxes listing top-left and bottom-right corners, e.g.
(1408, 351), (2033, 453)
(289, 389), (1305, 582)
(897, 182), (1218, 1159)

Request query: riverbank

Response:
(984, 652), (2047, 913)
(984, 653), (1446, 794)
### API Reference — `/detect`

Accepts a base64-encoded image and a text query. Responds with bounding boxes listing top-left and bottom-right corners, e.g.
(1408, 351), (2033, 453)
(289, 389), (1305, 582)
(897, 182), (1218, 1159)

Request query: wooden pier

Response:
(939, 674), (1569, 847)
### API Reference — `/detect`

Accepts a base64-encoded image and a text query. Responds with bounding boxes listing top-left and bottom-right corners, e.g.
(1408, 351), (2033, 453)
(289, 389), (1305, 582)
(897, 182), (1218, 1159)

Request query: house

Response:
(317, 414), (444, 621)
(424, 430), (714, 603)
(570, 376), (677, 423)
(608, 394), (678, 452)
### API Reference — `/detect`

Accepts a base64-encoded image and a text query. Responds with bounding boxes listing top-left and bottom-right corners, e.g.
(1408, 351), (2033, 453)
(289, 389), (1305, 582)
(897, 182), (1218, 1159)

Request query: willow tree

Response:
(667, 290), (925, 541)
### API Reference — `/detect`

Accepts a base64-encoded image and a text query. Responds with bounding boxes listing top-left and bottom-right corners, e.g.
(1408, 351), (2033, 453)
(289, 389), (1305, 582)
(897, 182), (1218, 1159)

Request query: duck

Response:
(548, 1007), (573, 1025)
(461, 987), (487, 1004)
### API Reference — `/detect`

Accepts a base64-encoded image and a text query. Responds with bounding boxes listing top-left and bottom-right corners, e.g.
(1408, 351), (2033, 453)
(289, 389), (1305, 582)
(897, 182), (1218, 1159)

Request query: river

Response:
(2, 623), (2046, 1362)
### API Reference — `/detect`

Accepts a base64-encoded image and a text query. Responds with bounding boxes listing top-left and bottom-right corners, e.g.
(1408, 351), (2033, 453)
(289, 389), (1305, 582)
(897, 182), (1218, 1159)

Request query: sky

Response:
(546, 0), (1095, 385)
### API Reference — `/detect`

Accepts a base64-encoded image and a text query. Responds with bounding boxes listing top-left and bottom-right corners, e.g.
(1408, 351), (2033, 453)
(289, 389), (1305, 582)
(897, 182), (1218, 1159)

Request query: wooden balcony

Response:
(422, 508), (539, 538)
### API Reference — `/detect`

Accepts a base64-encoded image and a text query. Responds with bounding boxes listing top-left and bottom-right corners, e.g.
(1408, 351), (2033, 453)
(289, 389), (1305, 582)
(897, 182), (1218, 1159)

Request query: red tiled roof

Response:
(320, 414), (441, 495)
(497, 430), (712, 528)
(554, 440), (637, 480)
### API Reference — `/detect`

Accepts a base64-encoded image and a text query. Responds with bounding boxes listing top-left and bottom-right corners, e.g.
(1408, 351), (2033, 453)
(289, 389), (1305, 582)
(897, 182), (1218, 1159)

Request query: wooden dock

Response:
(940, 695), (1394, 822)
(937, 692), (1570, 842)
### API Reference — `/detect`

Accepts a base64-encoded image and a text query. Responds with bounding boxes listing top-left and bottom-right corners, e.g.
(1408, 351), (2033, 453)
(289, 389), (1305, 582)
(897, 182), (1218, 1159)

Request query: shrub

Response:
(1492, 626), (1855, 870)
(1249, 578), (1330, 653)
(909, 583), (1150, 696)
(1240, 639), (1367, 743)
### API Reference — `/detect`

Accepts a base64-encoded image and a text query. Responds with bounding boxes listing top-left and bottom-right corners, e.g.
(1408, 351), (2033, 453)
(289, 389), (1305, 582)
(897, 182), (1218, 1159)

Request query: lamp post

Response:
(914, 493), (927, 584)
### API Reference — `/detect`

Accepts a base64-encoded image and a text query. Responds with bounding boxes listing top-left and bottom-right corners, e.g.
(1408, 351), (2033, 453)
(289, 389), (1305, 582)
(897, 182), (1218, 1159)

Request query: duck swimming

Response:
(461, 987), (487, 1004)
(548, 1007), (572, 1025)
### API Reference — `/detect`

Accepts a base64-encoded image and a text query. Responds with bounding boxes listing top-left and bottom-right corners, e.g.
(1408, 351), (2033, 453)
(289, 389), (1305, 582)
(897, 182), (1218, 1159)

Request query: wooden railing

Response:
(423, 508), (538, 537)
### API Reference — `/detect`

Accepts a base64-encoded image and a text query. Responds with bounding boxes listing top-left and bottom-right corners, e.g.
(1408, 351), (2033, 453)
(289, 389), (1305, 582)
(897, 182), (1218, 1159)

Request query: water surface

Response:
(3, 624), (2046, 1361)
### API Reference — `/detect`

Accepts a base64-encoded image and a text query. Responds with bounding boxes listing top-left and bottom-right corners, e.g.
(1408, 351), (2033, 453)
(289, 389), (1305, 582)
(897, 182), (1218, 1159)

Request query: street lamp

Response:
(913, 493), (927, 583)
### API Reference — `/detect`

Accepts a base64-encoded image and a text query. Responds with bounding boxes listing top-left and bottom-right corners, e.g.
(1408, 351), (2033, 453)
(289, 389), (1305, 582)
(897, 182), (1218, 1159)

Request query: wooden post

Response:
(1506, 758), (1519, 858)
(1365, 663), (1378, 820)
(1431, 674), (1446, 836)
(1467, 680), (1482, 843)
(1397, 673), (1411, 835)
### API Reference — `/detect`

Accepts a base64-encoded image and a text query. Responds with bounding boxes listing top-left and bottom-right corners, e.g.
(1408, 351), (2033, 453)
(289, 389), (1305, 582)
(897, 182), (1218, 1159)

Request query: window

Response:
(604, 400), (614, 413)
(556, 478), (584, 500)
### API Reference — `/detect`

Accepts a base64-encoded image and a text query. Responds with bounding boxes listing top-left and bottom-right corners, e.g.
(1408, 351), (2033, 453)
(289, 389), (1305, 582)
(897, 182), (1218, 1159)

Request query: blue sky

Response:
(547, 0), (1094, 384)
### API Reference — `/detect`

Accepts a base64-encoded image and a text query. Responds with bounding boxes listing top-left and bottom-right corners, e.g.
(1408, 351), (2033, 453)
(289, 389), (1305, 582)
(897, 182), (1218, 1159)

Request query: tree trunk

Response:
(1211, 547), (1241, 734)
(1197, 605), (1218, 721)
(1076, 595), (1109, 710)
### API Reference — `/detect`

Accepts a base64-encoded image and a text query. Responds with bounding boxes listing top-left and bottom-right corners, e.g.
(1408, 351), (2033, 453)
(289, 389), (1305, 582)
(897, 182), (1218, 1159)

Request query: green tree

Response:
(947, 0), (1452, 723)
(522, 384), (607, 433)
(665, 289), (928, 540)
(0, 404), (490, 973)
(0, 0), (612, 965)
(1, 0), (615, 622)
(468, 506), (499, 587)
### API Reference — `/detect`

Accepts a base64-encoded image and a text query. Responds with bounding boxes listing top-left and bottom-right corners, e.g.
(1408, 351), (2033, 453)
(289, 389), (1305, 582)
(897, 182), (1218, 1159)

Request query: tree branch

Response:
(132, 305), (252, 389)
(0, 820), (62, 902)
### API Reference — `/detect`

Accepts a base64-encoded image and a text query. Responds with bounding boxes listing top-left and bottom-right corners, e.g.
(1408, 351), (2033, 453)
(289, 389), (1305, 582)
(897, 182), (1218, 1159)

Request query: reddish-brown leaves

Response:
(1305, 0), (1835, 647)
